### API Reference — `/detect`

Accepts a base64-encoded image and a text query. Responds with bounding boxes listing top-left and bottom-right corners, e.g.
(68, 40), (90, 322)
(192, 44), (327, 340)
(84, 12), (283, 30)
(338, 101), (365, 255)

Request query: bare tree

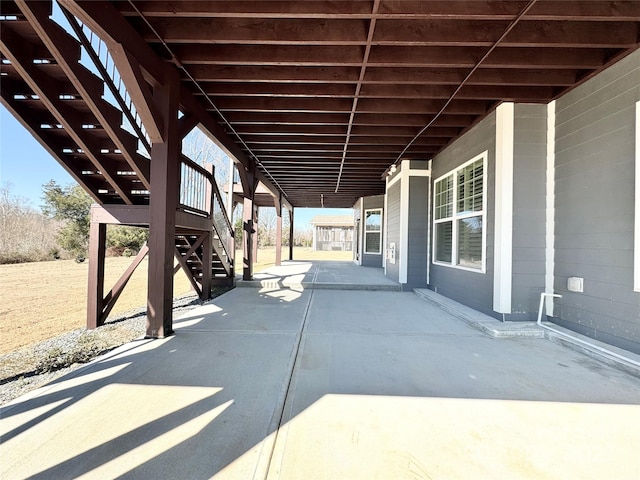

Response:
(182, 126), (230, 188)
(257, 207), (277, 246)
(0, 184), (61, 263)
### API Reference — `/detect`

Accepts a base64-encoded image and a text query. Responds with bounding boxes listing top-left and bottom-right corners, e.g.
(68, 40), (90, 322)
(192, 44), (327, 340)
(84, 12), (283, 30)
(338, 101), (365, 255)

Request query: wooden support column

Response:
(201, 232), (213, 300)
(146, 67), (180, 338)
(87, 222), (106, 329)
(201, 164), (213, 299)
(275, 194), (283, 266)
(289, 207), (295, 260)
(242, 163), (258, 280)
(253, 205), (259, 263)
(243, 196), (255, 280)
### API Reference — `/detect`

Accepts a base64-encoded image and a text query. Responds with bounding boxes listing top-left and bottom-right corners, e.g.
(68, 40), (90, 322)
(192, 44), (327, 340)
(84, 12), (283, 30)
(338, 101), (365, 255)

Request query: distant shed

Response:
(310, 215), (355, 252)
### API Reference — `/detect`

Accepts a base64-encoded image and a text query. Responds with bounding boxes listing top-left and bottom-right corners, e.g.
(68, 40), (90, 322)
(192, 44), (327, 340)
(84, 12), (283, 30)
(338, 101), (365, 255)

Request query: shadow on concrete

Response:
(2, 262), (640, 478)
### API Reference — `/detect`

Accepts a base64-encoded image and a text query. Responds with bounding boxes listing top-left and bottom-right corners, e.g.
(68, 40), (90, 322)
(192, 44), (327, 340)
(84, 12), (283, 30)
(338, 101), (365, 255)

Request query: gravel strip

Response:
(0, 290), (229, 407)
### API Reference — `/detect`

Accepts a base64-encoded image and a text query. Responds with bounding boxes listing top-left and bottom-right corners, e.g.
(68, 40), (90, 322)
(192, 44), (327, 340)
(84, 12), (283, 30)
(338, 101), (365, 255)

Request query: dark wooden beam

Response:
(252, 206), (259, 264)
(173, 246), (203, 298)
(221, 112), (475, 128)
(173, 44), (365, 66)
(1, 24), (136, 204)
(239, 135), (449, 145)
(372, 19), (639, 48)
(194, 83), (357, 98)
(288, 207), (294, 261)
(115, 1), (640, 21)
(139, 17), (369, 44)
(214, 97), (353, 113)
(108, 43), (165, 142)
(60, 0), (165, 84)
(232, 124), (460, 137)
(135, 16), (638, 48)
(177, 114), (199, 139)
(172, 233), (207, 274)
(174, 44), (605, 70)
(87, 222), (106, 329)
(0, 88), (103, 203)
(15, 0), (151, 189)
(242, 196), (254, 280)
(146, 67), (180, 339)
(363, 67), (578, 86)
(63, 0), (294, 209)
(199, 82), (555, 102)
(201, 232), (212, 299)
(367, 46), (606, 69)
(358, 84), (555, 101)
(90, 204), (150, 225)
(274, 192), (283, 266)
(188, 64), (578, 86)
(116, 1), (378, 18)
(100, 244), (150, 324)
(376, 1), (640, 21)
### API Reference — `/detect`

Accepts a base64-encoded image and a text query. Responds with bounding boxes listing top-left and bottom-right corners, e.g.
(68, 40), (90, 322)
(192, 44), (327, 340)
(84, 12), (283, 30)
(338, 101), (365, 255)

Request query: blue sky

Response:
(1, 106), (74, 208)
(0, 105), (350, 228)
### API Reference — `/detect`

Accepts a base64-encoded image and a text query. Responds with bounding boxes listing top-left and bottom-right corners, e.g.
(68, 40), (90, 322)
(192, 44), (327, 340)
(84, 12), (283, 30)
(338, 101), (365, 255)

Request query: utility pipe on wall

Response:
(536, 292), (640, 369)
(537, 293), (562, 325)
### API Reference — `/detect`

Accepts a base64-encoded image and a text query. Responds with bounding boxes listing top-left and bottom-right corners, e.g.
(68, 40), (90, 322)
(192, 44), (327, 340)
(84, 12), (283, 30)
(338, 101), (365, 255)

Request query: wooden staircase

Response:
(0, 0), (234, 300)
(175, 233), (233, 288)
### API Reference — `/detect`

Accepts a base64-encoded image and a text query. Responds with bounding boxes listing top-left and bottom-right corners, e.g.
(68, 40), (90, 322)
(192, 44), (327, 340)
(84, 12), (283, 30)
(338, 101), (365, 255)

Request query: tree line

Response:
(233, 207), (313, 248)
(1, 181), (314, 265)
(0, 182), (146, 264)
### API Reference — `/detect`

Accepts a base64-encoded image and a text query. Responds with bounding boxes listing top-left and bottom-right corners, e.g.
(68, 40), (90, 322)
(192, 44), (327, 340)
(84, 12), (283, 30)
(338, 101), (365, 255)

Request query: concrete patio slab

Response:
(237, 260), (401, 291)
(414, 288), (545, 338)
(2, 265), (640, 479)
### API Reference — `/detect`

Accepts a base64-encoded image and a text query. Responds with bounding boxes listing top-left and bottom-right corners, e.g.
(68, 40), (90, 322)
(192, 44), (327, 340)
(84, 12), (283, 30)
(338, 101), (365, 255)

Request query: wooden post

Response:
(289, 207), (294, 260)
(87, 221), (106, 329)
(201, 164), (213, 299)
(243, 196), (254, 280)
(275, 194), (283, 266)
(146, 67), (180, 338)
(201, 232), (212, 299)
(253, 205), (259, 263)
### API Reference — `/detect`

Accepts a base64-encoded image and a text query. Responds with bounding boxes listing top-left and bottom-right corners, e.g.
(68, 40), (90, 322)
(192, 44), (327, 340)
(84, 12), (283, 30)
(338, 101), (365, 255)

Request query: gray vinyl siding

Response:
(510, 104), (547, 320)
(553, 49), (640, 353)
(361, 195), (384, 267)
(407, 176), (429, 288)
(429, 112), (497, 318)
(386, 183), (401, 281)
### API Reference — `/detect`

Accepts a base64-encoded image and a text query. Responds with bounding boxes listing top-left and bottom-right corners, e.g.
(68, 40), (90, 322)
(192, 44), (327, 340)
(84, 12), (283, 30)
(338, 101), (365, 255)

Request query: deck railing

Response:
(179, 157), (234, 274)
(62, 8), (234, 277)
(179, 157), (210, 217)
(61, 8), (151, 155)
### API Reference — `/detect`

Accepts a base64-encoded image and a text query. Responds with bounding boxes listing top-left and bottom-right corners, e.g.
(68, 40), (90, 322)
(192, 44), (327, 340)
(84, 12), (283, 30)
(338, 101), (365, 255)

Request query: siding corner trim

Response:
(634, 101), (640, 292)
(493, 102), (514, 313)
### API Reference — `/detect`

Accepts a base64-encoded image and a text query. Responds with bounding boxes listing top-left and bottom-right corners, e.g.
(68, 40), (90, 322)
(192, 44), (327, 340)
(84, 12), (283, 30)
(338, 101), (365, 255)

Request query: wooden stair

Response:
(0, 1), (235, 298)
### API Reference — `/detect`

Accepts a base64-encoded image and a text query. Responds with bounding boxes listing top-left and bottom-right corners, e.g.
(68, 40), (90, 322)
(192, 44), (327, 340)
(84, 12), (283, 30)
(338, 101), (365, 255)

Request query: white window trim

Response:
(364, 208), (382, 254)
(432, 151), (488, 274)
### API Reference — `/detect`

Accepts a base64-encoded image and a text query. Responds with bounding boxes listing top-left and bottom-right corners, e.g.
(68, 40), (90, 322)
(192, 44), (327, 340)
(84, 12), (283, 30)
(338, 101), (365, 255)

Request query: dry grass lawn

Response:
(237, 246), (352, 272)
(0, 257), (194, 355)
(0, 247), (352, 355)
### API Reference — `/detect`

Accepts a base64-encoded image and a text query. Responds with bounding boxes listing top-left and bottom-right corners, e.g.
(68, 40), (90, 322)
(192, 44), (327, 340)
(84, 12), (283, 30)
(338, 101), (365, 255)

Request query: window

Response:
(433, 152), (486, 272)
(364, 209), (382, 254)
